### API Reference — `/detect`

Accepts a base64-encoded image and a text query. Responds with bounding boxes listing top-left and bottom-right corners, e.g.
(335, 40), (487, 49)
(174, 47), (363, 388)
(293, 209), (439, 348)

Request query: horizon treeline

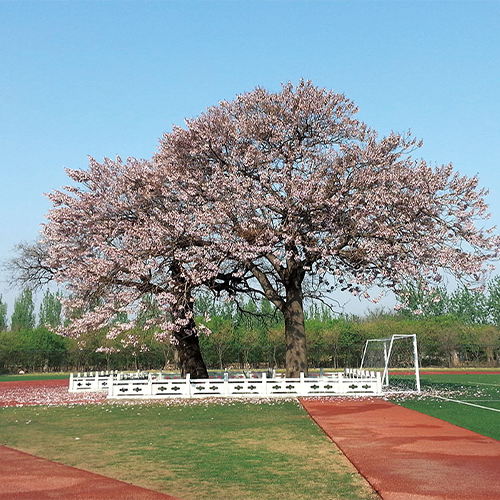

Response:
(1, 278), (500, 374)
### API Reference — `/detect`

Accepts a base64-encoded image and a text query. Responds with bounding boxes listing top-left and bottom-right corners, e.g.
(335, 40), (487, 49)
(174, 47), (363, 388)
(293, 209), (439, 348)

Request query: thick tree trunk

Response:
(175, 325), (209, 379)
(169, 260), (209, 379)
(283, 283), (308, 378)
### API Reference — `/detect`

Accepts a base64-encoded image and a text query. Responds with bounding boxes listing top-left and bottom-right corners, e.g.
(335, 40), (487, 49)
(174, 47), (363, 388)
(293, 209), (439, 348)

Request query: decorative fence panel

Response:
(70, 370), (383, 398)
(69, 371), (118, 392)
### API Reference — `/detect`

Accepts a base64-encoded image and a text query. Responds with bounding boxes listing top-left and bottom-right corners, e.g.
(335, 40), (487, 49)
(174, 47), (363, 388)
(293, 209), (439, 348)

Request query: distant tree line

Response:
(0, 279), (499, 374)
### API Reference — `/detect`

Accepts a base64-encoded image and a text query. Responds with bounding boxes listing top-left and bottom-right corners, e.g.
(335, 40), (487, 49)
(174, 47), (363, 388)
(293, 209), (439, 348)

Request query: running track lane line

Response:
(300, 397), (500, 500)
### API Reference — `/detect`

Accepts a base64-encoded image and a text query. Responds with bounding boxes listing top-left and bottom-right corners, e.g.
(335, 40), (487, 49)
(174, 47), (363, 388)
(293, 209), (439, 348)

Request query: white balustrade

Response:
(69, 369), (383, 397)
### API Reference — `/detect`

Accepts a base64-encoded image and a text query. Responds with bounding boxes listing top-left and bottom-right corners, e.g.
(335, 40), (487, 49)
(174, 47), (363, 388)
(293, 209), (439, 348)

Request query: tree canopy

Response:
(41, 80), (498, 377)
(43, 157), (226, 376)
(11, 288), (36, 332)
(154, 80), (499, 375)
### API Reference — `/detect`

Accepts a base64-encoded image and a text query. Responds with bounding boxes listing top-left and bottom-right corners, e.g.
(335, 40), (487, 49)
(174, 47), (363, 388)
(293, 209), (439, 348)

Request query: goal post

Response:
(360, 334), (421, 392)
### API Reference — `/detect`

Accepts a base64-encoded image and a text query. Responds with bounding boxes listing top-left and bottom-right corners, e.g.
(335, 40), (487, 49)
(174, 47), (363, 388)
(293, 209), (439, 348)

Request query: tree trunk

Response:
(449, 349), (460, 368)
(485, 345), (494, 366)
(283, 283), (308, 378)
(169, 261), (209, 378)
(174, 325), (209, 379)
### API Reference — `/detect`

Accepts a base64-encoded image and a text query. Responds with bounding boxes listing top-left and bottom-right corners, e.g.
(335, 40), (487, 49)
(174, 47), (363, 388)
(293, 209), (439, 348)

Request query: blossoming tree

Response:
(155, 80), (499, 377)
(42, 156), (225, 377)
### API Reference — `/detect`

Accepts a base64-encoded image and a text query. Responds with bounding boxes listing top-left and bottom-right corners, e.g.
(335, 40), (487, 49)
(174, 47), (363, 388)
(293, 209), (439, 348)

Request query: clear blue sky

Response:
(1, 0), (499, 317)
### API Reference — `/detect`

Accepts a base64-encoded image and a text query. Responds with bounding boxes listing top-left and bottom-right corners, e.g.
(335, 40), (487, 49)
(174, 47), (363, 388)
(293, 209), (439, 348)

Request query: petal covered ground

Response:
(0, 379), (107, 407)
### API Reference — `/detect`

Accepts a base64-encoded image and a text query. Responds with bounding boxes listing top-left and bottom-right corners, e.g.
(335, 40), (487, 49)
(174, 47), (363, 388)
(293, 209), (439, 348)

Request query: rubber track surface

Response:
(0, 379), (182, 499)
(0, 445), (183, 500)
(300, 398), (500, 500)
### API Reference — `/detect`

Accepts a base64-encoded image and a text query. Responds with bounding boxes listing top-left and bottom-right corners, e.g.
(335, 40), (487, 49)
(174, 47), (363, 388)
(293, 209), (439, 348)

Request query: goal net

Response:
(360, 334), (421, 392)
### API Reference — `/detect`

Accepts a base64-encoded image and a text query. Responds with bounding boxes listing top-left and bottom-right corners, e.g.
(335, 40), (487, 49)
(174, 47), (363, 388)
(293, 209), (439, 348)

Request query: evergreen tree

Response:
(0, 295), (7, 331)
(487, 277), (500, 326)
(448, 286), (488, 324)
(260, 297), (283, 327)
(11, 288), (36, 331)
(194, 292), (216, 318)
(38, 290), (62, 328)
(136, 294), (161, 327)
(395, 281), (449, 317)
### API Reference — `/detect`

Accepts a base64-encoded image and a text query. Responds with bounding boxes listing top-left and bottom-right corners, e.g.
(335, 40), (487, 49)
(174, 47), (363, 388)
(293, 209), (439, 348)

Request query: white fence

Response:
(69, 369), (382, 398)
(69, 371), (119, 392)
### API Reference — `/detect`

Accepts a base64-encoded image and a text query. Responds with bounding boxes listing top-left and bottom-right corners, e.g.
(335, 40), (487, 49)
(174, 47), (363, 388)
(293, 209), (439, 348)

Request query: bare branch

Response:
(3, 241), (53, 291)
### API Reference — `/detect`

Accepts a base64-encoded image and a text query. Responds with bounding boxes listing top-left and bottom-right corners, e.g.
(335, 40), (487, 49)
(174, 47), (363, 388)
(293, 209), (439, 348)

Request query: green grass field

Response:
(0, 400), (377, 500)
(392, 372), (500, 441)
(1, 370), (499, 499)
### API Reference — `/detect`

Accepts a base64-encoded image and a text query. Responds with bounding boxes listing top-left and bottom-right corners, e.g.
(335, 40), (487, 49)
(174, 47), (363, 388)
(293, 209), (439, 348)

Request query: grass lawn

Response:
(393, 372), (500, 441)
(0, 400), (378, 500)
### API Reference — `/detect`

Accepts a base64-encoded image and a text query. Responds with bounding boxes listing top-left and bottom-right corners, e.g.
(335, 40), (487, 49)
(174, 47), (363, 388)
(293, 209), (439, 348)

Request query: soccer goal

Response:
(360, 334), (421, 392)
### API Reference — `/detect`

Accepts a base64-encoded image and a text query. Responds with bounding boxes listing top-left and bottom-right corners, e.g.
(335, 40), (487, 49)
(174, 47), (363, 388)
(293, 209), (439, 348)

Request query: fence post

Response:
(338, 372), (346, 394)
(108, 374), (114, 397)
(262, 372), (267, 395)
(69, 373), (74, 391)
(376, 371), (382, 394)
(186, 373), (191, 397)
(147, 374), (153, 396)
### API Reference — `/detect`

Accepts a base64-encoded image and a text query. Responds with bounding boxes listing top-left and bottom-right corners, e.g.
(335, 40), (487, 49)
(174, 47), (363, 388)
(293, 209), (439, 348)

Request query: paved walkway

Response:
(300, 398), (500, 500)
(0, 446), (183, 500)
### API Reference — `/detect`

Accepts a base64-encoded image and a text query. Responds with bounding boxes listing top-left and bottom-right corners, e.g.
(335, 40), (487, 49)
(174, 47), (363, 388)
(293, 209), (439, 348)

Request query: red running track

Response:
(300, 398), (500, 500)
(0, 446), (183, 500)
(0, 380), (182, 499)
(3, 378), (500, 499)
